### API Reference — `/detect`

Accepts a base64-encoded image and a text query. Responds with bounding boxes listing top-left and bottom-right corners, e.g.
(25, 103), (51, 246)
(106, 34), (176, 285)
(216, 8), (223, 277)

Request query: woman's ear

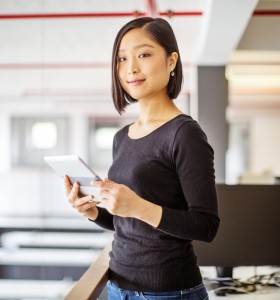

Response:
(169, 52), (178, 71)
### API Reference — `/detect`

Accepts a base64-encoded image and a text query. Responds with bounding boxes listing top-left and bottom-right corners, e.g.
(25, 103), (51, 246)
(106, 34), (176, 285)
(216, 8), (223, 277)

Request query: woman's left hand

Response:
(91, 178), (142, 218)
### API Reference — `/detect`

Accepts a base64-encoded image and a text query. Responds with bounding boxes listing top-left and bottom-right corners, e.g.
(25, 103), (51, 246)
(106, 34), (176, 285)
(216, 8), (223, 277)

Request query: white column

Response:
(0, 113), (11, 172)
(195, 66), (229, 183)
(69, 114), (89, 160)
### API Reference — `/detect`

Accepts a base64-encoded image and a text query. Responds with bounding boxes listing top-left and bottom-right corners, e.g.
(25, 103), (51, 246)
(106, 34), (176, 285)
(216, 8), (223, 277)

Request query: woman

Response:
(65, 17), (219, 300)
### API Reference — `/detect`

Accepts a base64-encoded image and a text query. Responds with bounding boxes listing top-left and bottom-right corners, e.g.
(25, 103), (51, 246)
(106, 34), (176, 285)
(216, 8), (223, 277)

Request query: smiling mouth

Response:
(127, 79), (145, 86)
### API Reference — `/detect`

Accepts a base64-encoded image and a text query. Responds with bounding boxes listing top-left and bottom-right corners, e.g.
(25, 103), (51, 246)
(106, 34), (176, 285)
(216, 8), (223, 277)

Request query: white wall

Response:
(250, 117), (280, 175)
(0, 96), (189, 217)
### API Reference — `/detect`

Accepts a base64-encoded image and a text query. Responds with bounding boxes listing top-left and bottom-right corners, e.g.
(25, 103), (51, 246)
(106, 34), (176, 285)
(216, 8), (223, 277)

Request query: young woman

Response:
(65, 17), (220, 300)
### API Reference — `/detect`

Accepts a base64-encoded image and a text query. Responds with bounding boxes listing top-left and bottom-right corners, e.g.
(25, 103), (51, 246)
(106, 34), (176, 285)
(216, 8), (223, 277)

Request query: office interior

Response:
(0, 0), (279, 299)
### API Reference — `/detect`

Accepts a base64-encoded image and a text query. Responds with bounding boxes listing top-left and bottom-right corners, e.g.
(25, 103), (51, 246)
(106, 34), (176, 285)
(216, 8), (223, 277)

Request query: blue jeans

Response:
(107, 281), (209, 300)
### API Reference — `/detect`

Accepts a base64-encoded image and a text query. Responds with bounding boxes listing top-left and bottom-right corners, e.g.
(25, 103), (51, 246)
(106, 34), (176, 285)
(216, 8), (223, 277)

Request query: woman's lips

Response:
(127, 79), (145, 86)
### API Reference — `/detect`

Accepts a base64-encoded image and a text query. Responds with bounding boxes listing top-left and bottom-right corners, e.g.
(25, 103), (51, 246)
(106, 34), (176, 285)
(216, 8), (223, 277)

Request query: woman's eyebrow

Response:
(134, 43), (155, 49)
(118, 43), (155, 52)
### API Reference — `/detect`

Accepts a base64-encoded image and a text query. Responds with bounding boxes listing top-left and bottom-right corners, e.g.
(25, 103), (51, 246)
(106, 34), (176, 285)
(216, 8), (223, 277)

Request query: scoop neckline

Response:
(126, 114), (185, 141)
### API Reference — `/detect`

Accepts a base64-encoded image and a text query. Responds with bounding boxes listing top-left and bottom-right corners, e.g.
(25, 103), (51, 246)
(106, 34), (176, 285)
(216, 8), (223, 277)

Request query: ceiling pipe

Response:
(0, 11), (202, 20)
(253, 10), (280, 16)
(0, 62), (111, 69)
(160, 11), (202, 17)
(0, 62), (191, 70)
(0, 12), (144, 19)
(0, 9), (278, 20)
(145, 0), (159, 18)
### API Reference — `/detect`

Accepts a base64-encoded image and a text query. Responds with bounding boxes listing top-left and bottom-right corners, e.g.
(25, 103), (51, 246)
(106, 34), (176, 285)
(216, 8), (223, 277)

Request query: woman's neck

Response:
(137, 96), (182, 125)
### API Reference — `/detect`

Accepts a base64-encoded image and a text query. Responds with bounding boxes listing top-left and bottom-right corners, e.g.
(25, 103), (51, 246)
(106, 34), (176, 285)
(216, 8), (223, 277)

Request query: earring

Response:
(171, 70), (175, 77)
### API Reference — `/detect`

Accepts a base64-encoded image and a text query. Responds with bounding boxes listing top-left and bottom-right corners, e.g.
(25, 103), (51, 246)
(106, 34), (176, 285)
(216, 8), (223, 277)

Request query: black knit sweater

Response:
(94, 114), (220, 292)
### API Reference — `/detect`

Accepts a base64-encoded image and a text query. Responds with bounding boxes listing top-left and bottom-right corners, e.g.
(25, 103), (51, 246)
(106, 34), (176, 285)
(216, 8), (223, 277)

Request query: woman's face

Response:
(117, 28), (177, 101)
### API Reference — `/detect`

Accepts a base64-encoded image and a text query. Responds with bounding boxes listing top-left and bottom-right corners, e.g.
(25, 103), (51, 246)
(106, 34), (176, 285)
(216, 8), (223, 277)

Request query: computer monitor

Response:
(193, 184), (280, 278)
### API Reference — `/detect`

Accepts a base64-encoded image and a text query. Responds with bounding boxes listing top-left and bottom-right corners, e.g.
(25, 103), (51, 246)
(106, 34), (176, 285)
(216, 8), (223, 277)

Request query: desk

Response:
(201, 266), (280, 299)
(1, 230), (113, 249)
(208, 288), (280, 299)
(0, 216), (102, 233)
(0, 279), (73, 299)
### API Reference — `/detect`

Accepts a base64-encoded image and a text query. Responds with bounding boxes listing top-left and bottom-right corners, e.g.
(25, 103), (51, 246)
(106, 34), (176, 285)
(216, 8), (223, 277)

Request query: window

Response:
(11, 117), (69, 167)
(95, 127), (117, 150)
(89, 120), (120, 172)
(31, 122), (58, 149)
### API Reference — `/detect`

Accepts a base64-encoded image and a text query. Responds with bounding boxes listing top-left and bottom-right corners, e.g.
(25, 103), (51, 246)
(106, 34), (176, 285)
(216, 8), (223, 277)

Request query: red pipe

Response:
(0, 62), (110, 69)
(253, 10), (280, 16)
(146, 0), (159, 18)
(0, 62), (191, 69)
(0, 12), (144, 19)
(0, 9), (278, 20)
(160, 11), (202, 17)
(0, 11), (202, 20)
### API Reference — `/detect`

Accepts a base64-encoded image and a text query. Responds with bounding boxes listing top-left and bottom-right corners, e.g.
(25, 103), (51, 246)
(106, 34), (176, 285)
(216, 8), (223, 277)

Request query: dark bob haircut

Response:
(111, 17), (183, 114)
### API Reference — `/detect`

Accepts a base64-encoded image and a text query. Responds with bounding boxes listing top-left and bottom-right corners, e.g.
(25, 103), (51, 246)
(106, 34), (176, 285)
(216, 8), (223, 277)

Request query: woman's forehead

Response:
(119, 28), (159, 50)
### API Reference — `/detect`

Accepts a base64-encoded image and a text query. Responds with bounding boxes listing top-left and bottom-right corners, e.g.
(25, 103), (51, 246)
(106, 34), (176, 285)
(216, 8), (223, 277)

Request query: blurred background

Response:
(0, 0), (280, 299)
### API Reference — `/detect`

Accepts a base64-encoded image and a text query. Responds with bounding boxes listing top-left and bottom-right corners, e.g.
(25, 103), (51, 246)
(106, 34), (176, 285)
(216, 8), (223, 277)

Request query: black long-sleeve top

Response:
(93, 114), (220, 292)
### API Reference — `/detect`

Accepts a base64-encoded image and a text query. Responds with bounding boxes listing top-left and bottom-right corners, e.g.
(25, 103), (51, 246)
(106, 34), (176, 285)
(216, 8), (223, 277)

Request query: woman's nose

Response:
(128, 59), (139, 75)
(128, 69), (138, 75)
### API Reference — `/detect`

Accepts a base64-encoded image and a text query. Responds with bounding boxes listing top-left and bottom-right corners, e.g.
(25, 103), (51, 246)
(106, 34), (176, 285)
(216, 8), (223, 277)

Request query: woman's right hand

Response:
(64, 175), (99, 221)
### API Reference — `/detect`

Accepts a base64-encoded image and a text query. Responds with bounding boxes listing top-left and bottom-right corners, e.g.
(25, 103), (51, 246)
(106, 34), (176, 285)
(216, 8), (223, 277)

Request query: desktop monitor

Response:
(193, 184), (280, 278)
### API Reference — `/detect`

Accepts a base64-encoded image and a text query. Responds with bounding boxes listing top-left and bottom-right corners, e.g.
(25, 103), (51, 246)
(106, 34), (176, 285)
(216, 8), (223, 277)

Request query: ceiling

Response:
(0, 0), (260, 65)
(0, 0), (279, 114)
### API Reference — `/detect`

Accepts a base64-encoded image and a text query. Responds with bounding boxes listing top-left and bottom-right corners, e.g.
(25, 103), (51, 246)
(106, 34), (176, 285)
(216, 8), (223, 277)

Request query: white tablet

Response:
(44, 155), (103, 202)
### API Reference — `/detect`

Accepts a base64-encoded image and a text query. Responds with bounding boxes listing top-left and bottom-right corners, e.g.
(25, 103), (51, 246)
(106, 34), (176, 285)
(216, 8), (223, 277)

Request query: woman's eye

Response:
(139, 53), (150, 58)
(117, 57), (126, 62)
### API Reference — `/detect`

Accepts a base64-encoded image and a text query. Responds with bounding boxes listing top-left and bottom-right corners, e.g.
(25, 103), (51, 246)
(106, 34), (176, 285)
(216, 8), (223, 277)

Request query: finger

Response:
(68, 182), (80, 203)
(90, 179), (103, 188)
(76, 194), (95, 205)
(77, 200), (98, 213)
(91, 179), (116, 191)
(99, 197), (115, 214)
(99, 189), (112, 200)
(104, 177), (114, 183)
(99, 197), (110, 208)
(64, 175), (72, 194)
(71, 195), (93, 210)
